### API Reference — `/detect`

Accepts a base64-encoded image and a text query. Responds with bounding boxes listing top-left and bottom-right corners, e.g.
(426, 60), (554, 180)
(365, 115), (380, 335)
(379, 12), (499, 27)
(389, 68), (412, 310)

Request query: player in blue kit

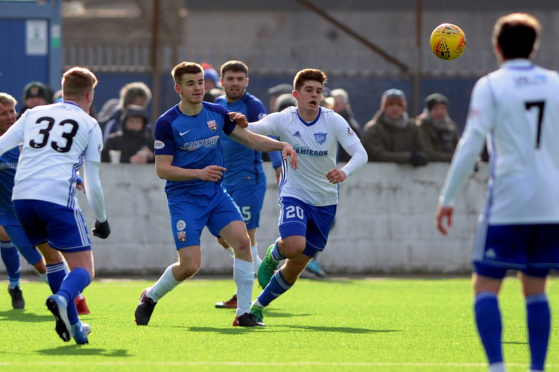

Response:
(0, 93), (46, 308)
(436, 13), (559, 372)
(134, 61), (297, 327)
(0, 68), (111, 345)
(0, 93), (90, 314)
(213, 60), (283, 309)
(232, 68), (368, 324)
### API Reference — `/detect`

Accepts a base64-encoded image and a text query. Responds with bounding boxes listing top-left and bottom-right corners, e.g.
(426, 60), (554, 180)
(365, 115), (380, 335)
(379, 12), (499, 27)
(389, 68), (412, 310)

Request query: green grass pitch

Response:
(0, 277), (558, 371)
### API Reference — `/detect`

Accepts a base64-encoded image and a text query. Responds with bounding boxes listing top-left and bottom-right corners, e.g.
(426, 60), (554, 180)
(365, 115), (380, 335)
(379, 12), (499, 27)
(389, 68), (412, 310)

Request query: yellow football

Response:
(430, 23), (467, 60)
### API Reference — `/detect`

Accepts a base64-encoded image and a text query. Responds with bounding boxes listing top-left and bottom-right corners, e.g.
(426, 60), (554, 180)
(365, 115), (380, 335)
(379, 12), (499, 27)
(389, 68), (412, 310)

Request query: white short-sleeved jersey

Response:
(0, 102), (103, 209)
(248, 106), (361, 206)
(439, 59), (559, 224)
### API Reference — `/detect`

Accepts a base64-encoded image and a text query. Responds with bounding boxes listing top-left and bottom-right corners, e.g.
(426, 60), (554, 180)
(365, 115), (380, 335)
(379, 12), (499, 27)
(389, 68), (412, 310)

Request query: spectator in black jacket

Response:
(101, 105), (154, 164)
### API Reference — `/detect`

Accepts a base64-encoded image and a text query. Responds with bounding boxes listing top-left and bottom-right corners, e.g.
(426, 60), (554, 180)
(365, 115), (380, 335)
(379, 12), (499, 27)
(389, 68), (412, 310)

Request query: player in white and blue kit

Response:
(436, 14), (559, 372)
(0, 68), (110, 345)
(0, 93), (90, 314)
(213, 60), (283, 309)
(133, 62), (297, 327)
(235, 69), (368, 323)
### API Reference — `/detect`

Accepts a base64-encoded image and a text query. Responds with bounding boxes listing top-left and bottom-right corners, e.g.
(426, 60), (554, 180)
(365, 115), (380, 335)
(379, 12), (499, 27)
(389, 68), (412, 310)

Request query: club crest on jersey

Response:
(177, 231), (186, 243)
(207, 120), (217, 131)
(314, 132), (327, 145)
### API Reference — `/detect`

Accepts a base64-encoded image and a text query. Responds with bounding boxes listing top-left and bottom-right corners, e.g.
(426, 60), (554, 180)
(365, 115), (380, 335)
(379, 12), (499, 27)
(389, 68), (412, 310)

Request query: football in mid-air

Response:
(430, 23), (466, 60)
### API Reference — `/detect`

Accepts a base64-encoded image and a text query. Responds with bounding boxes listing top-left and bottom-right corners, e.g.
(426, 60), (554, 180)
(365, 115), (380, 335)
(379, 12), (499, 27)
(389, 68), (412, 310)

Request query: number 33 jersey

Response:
(2, 102), (102, 208)
(440, 60), (559, 224)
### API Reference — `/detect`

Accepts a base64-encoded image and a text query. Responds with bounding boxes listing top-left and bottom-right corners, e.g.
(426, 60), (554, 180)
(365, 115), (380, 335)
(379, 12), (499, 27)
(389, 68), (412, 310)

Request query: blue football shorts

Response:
(13, 199), (92, 252)
(278, 196), (336, 258)
(224, 179), (266, 230)
(168, 185), (244, 249)
(0, 210), (43, 265)
(473, 223), (559, 279)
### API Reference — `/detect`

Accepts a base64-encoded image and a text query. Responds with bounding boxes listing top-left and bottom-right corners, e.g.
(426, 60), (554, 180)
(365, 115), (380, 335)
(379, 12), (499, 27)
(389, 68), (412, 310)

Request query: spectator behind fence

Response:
(416, 93), (459, 162)
(274, 93), (296, 112)
(99, 81), (152, 142)
(267, 83), (293, 113)
(331, 88), (362, 162)
(201, 63), (224, 102)
(101, 105), (154, 164)
(17, 81), (54, 118)
(362, 88), (428, 166)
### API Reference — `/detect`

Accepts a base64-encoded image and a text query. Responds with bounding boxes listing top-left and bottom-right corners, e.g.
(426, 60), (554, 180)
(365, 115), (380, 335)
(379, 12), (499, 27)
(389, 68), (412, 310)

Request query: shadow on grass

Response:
(0, 310), (51, 322)
(36, 345), (131, 357)
(503, 341), (528, 345)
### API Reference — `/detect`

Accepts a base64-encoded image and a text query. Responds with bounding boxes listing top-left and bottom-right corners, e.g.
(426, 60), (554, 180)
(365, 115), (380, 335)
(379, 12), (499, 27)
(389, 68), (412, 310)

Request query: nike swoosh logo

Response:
(179, 130), (190, 136)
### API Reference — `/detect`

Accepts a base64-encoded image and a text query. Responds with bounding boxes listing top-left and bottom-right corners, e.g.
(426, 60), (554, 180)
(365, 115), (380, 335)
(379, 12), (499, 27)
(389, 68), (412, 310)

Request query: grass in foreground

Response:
(0, 277), (558, 371)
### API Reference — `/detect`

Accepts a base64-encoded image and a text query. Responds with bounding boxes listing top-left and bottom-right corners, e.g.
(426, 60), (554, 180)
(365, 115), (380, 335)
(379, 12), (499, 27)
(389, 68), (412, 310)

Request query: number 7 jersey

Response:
(0, 102), (102, 208)
(439, 59), (559, 223)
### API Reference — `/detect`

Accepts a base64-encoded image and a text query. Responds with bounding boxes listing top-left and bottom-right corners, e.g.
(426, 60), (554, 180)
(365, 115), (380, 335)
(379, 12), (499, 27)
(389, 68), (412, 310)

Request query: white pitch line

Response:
(0, 361), (551, 368)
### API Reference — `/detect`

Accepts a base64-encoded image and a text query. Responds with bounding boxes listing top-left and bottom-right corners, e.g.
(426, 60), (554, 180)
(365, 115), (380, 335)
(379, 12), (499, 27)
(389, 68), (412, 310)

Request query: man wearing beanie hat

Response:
(101, 105), (154, 163)
(17, 81), (53, 117)
(362, 88), (428, 166)
(416, 93), (459, 162)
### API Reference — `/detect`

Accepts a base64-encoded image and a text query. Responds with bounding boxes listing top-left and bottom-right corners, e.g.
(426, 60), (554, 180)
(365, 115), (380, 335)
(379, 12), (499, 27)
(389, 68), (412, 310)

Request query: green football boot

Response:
(250, 304), (264, 323)
(257, 243), (279, 288)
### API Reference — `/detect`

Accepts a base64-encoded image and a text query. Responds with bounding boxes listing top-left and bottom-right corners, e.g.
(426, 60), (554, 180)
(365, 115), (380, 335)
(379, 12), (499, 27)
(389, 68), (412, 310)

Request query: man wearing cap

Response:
(18, 81), (53, 118)
(416, 93), (459, 162)
(362, 88), (428, 166)
(101, 105), (154, 164)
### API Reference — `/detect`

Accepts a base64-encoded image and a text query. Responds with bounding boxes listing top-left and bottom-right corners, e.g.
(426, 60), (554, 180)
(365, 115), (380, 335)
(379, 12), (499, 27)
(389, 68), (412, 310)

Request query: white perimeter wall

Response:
(7, 163), (489, 276)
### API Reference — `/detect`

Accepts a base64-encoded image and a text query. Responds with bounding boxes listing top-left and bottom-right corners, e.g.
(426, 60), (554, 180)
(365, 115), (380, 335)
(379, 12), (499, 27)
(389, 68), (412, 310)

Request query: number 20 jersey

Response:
(9, 102), (102, 208)
(444, 60), (559, 224)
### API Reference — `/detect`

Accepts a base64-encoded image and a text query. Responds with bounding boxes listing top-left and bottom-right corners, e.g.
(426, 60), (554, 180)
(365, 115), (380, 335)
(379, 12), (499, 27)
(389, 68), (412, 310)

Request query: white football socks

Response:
(251, 245), (262, 272)
(148, 265), (181, 302)
(234, 258), (254, 315)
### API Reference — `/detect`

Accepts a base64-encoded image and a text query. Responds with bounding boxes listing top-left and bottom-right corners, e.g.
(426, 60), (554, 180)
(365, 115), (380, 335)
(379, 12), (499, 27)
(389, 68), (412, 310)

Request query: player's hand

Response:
(229, 112), (248, 128)
(326, 169), (347, 184)
(198, 165), (226, 182)
(93, 219), (111, 239)
(281, 143), (298, 169)
(76, 176), (85, 193)
(435, 205), (453, 235)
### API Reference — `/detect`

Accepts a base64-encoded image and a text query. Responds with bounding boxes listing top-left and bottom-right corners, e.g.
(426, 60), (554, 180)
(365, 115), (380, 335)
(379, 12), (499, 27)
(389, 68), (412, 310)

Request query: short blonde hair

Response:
(62, 67), (98, 98)
(0, 93), (17, 106)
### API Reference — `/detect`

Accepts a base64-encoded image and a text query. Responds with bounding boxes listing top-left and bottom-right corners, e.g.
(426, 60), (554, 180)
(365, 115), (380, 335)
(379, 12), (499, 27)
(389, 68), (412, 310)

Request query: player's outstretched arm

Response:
(155, 155), (226, 182)
(229, 125), (298, 169)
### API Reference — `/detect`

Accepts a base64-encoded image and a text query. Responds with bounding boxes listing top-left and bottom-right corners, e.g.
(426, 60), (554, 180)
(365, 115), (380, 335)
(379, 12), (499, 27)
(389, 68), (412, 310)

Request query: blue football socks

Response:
(474, 292), (503, 365)
(257, 270), (292, 307)
(1, 241), (20, 288)
(269, 238), (285, 262)
(57, 268), (91, 325)
(526, 293), (550, 371)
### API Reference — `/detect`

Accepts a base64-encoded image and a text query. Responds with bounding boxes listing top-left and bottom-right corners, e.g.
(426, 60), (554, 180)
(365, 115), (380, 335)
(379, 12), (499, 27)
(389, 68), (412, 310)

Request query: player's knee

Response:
(176, 260), (200, 280)
(280, 240), (304, 258)
(230, 234), (251, 252)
